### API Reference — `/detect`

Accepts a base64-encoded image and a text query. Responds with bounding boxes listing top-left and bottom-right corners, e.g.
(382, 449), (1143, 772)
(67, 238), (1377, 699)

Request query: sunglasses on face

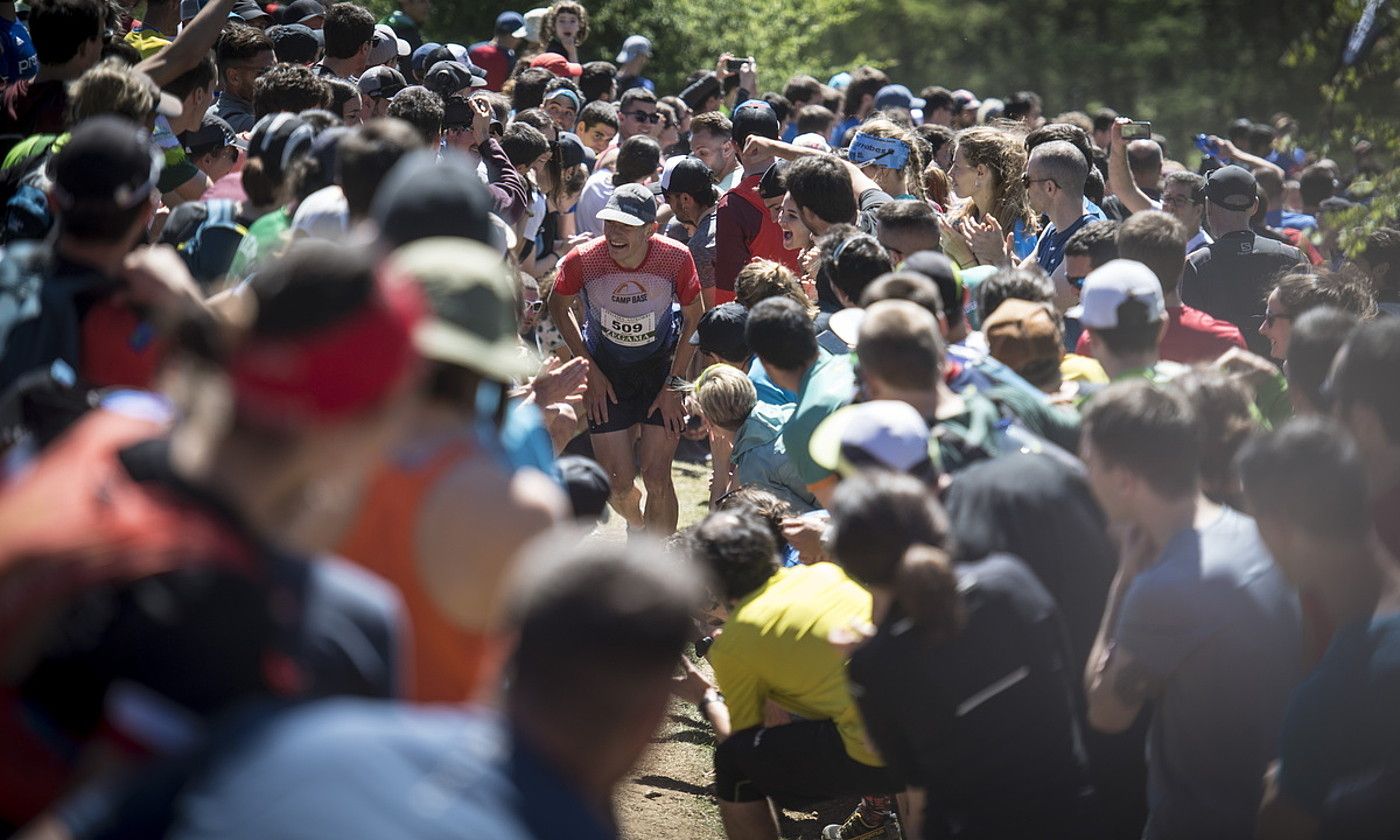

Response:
(624, 110), (661, 124)
(1021, 173), (1057, 189)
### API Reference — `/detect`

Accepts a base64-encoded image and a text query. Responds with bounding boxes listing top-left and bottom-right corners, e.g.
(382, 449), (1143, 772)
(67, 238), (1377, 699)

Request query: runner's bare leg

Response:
(639, 424), (680, 534)
(592, 428), (645, 528)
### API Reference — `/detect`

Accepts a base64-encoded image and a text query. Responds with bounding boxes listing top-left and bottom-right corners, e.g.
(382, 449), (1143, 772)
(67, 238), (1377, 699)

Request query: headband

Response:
(847, 131), (910, 170)
(230, 274), (425, 426)
(547, 88), (582, 109)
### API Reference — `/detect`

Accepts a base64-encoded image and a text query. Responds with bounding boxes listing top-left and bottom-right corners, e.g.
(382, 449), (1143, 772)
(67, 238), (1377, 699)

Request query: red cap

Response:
(529, 52), (582, 78)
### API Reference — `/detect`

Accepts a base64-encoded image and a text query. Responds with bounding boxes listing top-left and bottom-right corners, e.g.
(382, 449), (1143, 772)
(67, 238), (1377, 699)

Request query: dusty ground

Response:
(604, 460), (859, 840)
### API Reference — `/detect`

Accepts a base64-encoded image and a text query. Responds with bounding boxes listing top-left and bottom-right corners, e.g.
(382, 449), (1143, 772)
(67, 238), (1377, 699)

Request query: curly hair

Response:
(853, 117), (926, 201)
(947, 126), (1036, 234)
(541, 1), (589, 47)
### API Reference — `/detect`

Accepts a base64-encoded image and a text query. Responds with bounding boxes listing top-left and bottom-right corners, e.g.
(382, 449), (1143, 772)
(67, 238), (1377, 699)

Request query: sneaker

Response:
(821, 800), (902, 840)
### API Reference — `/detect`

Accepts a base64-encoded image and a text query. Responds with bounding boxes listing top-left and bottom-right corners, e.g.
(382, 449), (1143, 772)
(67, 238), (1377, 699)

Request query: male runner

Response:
(550, 184), (704, 535)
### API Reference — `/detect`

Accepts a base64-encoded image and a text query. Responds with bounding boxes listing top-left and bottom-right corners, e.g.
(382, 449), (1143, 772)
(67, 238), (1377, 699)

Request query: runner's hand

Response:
(673, 656), (715, 703)
(647, 387), (686, 436)
(586, 365), (617, 424)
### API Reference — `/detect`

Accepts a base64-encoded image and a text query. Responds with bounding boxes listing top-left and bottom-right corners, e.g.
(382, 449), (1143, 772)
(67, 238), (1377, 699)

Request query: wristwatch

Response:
(698, 687), (723, 711)
(665, 375), (690, 391)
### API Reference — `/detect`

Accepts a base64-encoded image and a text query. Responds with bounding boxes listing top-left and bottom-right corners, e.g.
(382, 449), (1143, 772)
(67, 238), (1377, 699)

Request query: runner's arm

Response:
(668, 296), (704, 381)
(743, 135), (882, 199)
(547, 289), (592, 365)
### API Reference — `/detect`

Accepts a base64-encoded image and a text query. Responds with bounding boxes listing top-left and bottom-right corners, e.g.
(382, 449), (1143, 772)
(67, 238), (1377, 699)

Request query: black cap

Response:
(268, 24), (319, 64)
(557, 130), (589, 169)
(556, 455), (611, 522)
(424, 60), (486, 97)
(247, 112), (315, 184)
(49, 116), (161, 210)
(1204, 164), (1257, 211)
(279, 0), (324, 24)
(654, 155), (716, 203)
(181, 112), (241, 156)
(758, 159), (787, 199)
(232, 0), (269, 21)
(731, 99), (779, 148)
(689, 302), (750, 360)
(358, 65), (406, 99)
(372, 149), (493, 249)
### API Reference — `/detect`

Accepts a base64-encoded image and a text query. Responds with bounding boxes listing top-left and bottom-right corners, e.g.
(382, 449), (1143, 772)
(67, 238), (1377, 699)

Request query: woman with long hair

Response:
(943, 126), (1039, 268)
(827, 471), (1099, 839)
(847, 118), (927, 202)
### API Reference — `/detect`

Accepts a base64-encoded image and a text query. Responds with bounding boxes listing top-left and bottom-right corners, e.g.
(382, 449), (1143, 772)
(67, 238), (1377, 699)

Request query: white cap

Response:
(809, 400), (934, 478)
(793, 132), (832, 153)
(828, 307), (865, 348)
(1066, 259), (1166, 329)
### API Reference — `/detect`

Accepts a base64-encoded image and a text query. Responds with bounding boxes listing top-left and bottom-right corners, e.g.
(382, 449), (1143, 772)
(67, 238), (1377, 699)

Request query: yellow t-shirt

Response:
(1060, 352), (1108, 384)
(124, 26), (172, 59)
(709, 562), (880, 766)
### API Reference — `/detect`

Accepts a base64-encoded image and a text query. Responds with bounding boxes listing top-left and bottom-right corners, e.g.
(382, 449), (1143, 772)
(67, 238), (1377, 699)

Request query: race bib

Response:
(601, 309), (657, 346)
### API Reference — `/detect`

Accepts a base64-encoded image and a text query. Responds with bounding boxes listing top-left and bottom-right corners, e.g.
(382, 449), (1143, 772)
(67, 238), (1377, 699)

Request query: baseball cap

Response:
(827, 307), (865, 348)
(653, 155), (715, 202)
(530, 52), (582, 79)
(556, 130), (590, 169)
(410, 42), (446, 76)
(232, 0), (269, 22)
(515, 7), (546, 42)
(181, 112), (244, 156)
(424, 60), (487, 96)
(358, 65), (406, 99)
(495, 10), (525, 34)
(372, 149), (494, 249)
(689, 302), (749, 358)
(981, 298), (1064, 387)
(280, 0), (323, 24)
(874, 84), (924, 112)
(597, 183), (657, 227)
(367, 24), (410, 67)
(615, 34), (652, 65)
(247, 112), (315, 184)
(1203, 164), (1257, 211)
(951, 88), (981, 112)
(557, 455), (611, 522)
(1066, 259), (1166, 329)
(809, 400), (936, 479)
(387, 237), (534, 382)
(445, 43), (469, 63)
(268, 24), (320, 64)
(758, 159), (787, 200)
(828, 71), (852, 90)
(901, 250), (962, 316)
(732, 99), (779, 148)
(49, 116), (162, 210)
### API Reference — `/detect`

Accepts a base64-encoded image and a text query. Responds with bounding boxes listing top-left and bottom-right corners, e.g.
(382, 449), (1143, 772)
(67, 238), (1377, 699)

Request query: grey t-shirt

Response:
(688, 206), (718, 291)
(1116, 506), (1302, 840)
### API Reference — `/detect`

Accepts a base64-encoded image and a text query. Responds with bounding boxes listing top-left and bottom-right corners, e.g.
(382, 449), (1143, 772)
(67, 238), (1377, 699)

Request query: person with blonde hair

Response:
(735, 258), (815, 316)
(846, 117), (926, 201)
(943, 126), (1038, 268)
(693, 364), (816, 513)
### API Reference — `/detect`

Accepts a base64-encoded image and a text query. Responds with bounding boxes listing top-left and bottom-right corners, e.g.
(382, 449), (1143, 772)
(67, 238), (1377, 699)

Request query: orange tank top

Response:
(337, 438), (501, 704)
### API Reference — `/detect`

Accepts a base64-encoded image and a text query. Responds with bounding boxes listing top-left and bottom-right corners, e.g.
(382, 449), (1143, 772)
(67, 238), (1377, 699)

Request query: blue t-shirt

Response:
(1277, 611), (1400, 818)
(1116, 506), (1302, 839)
(1034, 215), (1091, 278)
(748, 357), (797, 406)
(0, 17), (37, 83)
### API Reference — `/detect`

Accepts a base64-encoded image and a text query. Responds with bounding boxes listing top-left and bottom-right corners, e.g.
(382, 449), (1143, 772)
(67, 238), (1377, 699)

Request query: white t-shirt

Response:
(291, 185), (349, 240)
(574, 169), (615, 237)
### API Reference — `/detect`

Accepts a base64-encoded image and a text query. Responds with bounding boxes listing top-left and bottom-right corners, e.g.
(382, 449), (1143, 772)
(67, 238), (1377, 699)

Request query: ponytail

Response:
(896, 544), (963, 643)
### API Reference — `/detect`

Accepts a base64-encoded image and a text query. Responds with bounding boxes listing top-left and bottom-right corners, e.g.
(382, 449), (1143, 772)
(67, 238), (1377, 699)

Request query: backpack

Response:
(0, 241), (113, 393)
(159, 199), (249, 290)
